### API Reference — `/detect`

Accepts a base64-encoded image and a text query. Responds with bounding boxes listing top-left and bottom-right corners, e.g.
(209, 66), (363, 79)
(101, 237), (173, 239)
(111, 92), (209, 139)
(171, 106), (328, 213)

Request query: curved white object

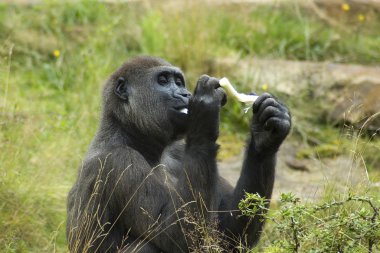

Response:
(219, 77), (258, 104)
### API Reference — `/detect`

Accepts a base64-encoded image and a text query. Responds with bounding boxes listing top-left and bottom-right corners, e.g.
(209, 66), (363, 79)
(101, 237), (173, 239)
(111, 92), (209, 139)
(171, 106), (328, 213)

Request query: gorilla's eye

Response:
(158, 75), (168, 85)
(175, 77), (183, 86)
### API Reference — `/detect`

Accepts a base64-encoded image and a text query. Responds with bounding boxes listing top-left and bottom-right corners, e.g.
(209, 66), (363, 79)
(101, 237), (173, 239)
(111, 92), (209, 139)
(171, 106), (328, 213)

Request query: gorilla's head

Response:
(102, 56), (191, 142)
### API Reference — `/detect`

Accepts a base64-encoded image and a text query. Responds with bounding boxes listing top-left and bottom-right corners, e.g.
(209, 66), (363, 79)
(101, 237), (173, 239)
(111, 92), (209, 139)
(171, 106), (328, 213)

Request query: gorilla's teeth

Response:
(180, 108), (188, 114)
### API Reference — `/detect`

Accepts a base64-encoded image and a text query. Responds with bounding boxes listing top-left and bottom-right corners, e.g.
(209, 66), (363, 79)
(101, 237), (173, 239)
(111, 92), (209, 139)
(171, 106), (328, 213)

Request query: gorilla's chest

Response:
(158, 141), (186, 180)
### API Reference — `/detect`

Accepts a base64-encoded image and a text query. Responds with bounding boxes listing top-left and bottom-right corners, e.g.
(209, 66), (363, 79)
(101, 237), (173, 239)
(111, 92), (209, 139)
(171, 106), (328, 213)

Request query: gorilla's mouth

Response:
(179, 108), (188, 114)
(173, 105), (188, 115)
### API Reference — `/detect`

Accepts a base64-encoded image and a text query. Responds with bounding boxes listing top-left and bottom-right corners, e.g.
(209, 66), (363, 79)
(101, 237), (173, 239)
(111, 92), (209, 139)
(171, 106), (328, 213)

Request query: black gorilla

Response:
(66, 56), (291, 252)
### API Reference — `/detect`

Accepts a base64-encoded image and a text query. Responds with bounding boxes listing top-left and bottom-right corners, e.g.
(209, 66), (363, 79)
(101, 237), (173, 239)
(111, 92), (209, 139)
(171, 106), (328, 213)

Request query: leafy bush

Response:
(240, 192), (380, 252)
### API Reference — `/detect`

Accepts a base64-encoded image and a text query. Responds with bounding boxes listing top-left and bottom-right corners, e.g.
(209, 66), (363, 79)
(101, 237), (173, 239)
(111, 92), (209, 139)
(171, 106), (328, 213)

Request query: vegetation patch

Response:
(240, 192), (380, 252)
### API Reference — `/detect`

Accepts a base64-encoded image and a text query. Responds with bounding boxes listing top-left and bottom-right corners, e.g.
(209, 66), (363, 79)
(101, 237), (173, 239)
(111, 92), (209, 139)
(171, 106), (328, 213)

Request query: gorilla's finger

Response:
(256, 97), (278, 117)
(265, 117), (291, 134)
(221, 92), (227, 106)
(207, 77), (221, 90)
(215, 87), (227, 106)
(252, 93), (272, 113)
(198, 75), (221, 96)
(194, 75), (210, 95)
(273, 100), (289, 114)
(258, 106), (284, 124)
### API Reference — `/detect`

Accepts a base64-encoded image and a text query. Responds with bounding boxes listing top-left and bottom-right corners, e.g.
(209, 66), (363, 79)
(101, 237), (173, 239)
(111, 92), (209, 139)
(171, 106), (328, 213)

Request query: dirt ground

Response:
(218, 141), (373, 202)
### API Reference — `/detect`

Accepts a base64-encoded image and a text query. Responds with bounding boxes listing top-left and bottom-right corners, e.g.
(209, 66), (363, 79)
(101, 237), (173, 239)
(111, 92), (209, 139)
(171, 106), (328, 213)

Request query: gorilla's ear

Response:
(114, 77), (128, 101)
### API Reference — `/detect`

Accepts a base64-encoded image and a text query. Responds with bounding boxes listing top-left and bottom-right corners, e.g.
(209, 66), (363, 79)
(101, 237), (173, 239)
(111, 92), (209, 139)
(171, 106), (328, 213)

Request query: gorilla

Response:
(66, 56), (291, 252)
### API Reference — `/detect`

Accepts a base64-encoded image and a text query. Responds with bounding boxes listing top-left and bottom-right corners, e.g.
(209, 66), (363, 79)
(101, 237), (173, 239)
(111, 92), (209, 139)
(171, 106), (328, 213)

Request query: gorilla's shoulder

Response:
(83, 146), (149, 170)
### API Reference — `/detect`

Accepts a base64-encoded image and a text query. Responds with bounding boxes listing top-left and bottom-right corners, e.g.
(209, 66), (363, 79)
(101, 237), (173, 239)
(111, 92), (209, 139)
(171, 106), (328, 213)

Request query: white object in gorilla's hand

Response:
(219, 77), (258, 104)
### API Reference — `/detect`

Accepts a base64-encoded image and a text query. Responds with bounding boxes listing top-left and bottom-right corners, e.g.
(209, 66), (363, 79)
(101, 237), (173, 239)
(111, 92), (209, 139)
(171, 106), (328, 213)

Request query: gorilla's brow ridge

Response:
(150, 66), (184, 76)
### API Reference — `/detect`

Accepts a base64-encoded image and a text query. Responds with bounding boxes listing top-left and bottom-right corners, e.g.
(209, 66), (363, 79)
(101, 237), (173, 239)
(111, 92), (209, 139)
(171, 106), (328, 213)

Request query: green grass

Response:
(0, 1), (379, 252)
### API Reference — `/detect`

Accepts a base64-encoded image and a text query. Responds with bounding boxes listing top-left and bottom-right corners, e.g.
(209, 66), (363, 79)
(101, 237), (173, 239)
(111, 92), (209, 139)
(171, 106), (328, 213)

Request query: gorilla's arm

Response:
(218, 93), (291, 247)
(180, 75), (225, 209)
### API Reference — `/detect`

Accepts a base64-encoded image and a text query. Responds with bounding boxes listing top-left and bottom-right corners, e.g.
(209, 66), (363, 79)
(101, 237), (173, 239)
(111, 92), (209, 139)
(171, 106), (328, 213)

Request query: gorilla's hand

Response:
(251, 93), (291, 155)
(187, 75), (226, 142)
(192, 75), (227, 109)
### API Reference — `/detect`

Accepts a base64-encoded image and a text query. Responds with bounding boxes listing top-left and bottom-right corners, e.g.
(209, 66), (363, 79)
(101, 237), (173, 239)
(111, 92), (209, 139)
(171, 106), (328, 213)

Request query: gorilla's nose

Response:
(180, 91), (191, 98)
(174, 91), (191, 105)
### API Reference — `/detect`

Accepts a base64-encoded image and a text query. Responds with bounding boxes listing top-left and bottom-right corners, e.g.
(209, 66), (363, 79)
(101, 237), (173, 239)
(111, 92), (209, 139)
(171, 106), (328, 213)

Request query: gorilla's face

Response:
(109, 57), (191, 141)
(146, 66), (191, 136)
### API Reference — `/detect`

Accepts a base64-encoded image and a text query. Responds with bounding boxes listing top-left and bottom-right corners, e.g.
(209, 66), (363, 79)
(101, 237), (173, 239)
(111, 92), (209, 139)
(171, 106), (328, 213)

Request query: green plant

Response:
(240, 192), (380, 252)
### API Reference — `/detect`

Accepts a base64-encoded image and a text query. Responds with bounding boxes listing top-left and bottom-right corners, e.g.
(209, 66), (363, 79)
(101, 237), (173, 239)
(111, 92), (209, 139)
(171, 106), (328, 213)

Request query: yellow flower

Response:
(341, 3), (350, 11)
(333, 139), (341, 145)
(53, 50), (60, 58)
(358, 14), (365, 22)
(261, 84), (268, 91)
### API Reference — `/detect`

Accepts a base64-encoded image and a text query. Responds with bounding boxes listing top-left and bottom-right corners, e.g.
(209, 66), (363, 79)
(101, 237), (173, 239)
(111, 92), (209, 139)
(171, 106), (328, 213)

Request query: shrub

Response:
(240, 192), (380, 252)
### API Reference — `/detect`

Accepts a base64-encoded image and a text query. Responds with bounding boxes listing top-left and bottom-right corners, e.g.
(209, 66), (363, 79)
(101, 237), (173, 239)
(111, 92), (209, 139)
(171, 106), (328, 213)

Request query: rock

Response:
(285, 157), (310, 172)
(327, 70), (380, 131)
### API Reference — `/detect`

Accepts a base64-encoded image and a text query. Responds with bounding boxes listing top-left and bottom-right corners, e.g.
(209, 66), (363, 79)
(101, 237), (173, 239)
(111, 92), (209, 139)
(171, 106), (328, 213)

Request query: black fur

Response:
(66, 56), (291, 252)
